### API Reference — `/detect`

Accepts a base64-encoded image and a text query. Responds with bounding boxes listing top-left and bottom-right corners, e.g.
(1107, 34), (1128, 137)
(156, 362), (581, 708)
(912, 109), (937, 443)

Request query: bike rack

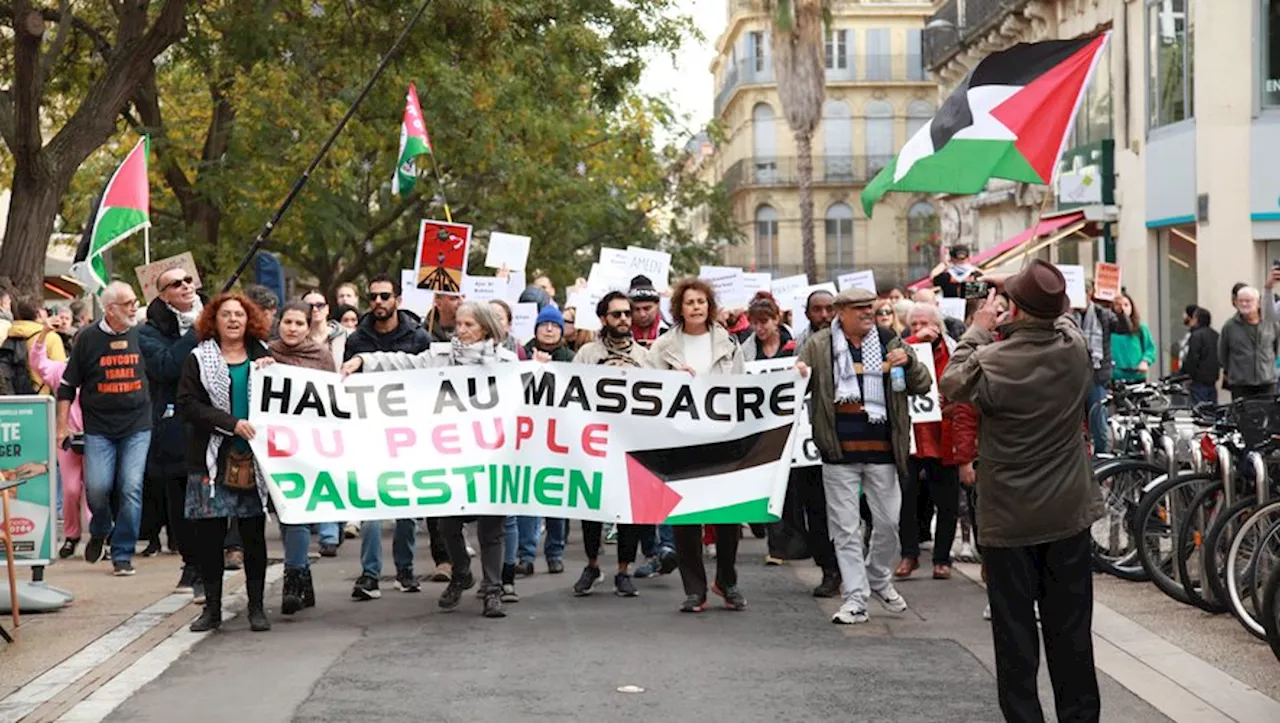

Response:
(1162, 434), (1177, 480)
(1219, 445), (1234, 508)
(1248, 450), (1269, 505)
(1140, 429), (1154, 464)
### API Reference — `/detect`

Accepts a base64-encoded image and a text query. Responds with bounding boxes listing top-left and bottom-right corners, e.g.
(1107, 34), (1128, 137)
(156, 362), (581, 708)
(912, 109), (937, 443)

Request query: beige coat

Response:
(645, 324), (745, 374)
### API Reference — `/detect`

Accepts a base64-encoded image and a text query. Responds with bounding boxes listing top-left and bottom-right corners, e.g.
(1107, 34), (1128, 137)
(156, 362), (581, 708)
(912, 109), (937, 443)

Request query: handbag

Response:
(221, 447), (257, 491)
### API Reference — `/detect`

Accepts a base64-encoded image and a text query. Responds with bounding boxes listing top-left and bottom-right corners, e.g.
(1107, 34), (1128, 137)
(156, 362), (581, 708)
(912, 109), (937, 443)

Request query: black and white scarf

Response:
(195, 340), (268, 504)
(830, 319), (887, 423)
(450, 338), (515, 365)
(600, 334), (641, 367)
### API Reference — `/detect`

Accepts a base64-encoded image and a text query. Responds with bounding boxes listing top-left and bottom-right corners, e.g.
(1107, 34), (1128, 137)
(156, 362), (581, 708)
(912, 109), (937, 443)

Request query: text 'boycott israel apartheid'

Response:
(249, 363), (803, 525)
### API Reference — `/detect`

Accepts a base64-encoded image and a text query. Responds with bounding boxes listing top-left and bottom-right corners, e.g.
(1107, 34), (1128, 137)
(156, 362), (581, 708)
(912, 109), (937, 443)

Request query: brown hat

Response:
(833, 288), (877, 308)
(1003, 259), (1069, 318)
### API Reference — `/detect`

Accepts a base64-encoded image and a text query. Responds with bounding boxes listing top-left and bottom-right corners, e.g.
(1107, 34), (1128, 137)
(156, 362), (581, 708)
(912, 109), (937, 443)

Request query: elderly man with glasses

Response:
(58, 282), (153, 576)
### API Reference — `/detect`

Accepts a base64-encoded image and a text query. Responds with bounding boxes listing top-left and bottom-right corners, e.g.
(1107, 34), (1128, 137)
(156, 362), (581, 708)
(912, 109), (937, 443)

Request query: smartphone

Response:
(962, 280), (991, 300)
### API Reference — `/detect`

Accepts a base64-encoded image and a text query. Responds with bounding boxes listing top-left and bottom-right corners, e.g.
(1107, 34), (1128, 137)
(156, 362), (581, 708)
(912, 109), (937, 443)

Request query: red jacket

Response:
(906, 334), (978, 466)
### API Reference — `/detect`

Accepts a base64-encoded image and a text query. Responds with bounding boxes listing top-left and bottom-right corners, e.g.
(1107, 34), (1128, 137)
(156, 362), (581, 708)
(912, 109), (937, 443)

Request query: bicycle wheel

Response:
(1092, 460), (1164, 581)
(1204, 496), (1258, 609)
(1263, 564), (1280, 663)
(1174, 480), (1229, 613)
(1133, 472), (1214, 607)
(1225, 500), (1280, 639)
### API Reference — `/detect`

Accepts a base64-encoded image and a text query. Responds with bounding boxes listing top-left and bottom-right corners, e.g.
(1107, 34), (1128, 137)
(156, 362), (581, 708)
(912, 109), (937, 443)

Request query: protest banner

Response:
(908, 343), (942, 424)
(624, 247), (672, 291)
(414, 219), (472, 294)
(484, 232), (531, 272)
(744, 359), (819, 468)
(250, 364), (799, 525)
(135, 252), (202, 303)
(1093, 261), (1121, 302)
(0, 397), (57, 565)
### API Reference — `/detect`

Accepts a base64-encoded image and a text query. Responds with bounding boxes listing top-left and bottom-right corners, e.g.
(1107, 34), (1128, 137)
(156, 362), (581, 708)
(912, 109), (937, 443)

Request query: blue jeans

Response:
(1087, 383), (1109, 454)
(544, 518), (566, 562)
(360, 519), (416, 576)
(640, 524), (676, 558)
(282, 524), (311, 570)
(316, 522), (340, 546)
(503, 516), (567, 564)
(1190, 382), (1217, 405)
(84, 431), (151, 563)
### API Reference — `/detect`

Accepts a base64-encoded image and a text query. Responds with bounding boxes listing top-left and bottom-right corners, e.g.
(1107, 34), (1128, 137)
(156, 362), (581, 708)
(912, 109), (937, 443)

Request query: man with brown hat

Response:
(796, 287), (932, 625)
(940, 259), (1104, 723)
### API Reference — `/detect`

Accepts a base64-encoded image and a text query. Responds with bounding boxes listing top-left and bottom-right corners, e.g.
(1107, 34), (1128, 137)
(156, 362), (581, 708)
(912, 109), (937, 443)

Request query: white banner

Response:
(250, 363), (799, 525)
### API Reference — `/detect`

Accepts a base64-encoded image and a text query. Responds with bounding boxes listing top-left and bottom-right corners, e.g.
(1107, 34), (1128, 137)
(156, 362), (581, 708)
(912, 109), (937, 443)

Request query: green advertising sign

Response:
(0, 396), (57, 565)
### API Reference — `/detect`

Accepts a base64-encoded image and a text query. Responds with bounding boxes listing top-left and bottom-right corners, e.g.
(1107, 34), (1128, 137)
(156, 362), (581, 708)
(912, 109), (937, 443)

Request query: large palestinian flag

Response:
(71, 136), (150, 289)
(861, 33), (1109, 216)
(392, 83), (433, 196)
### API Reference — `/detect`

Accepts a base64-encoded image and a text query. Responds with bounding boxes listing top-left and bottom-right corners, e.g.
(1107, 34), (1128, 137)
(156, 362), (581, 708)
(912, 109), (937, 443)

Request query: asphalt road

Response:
(104, 526), (1170, 723)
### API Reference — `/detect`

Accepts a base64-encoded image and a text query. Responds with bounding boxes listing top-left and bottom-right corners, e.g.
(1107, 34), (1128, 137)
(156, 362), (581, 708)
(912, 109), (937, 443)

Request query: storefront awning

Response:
(907, 210), (1088, 290)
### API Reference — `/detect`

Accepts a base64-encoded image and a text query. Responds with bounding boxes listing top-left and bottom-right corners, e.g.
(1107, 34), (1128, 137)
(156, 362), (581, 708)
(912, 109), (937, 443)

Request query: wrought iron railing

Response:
(720, 155), (893, 195)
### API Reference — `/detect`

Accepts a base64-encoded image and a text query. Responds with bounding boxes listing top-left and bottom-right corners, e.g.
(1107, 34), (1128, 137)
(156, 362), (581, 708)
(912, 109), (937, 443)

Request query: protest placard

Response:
(414, 219), (472, 294)
(512, 302), (539, 342)
(484, 232), (531, 272)
(1093, 262), (1121, 302)
(400, 269), (434, 317)
(135, 252), (202, 303)
(771, 274), (810, 306)
(1057, 264), (1087, 309)
(939, 297), (967, 322)
(908, 343), (942, 424)
(743, 272), (771, 299)
(460, 275), (506, 301)
(837, 270), (877, 295)
(624, 246), (672, 291)
(699, 265), (747, 309)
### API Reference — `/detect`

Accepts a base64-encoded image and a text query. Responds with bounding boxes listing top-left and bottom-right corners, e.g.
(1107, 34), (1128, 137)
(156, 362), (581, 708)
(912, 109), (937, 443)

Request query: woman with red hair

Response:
(178, 292), (274, 633)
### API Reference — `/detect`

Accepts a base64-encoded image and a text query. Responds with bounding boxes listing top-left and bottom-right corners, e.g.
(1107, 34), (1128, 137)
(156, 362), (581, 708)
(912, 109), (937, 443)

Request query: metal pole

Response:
(221, 0), (435, 292)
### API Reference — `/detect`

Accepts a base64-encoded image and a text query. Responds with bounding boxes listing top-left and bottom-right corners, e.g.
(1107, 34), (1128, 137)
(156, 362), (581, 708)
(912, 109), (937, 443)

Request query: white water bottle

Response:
(890, 365), (906, 393)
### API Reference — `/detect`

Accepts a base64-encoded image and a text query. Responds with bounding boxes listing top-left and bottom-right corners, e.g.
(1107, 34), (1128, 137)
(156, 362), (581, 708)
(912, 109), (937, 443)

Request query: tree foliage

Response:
(2, 0), (741, 298)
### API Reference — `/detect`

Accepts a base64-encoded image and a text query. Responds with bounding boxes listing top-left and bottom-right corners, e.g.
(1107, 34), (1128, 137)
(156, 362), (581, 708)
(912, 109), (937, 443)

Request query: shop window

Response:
(1147, 0), (1193, 128)
(1264, 1), (1280, 106)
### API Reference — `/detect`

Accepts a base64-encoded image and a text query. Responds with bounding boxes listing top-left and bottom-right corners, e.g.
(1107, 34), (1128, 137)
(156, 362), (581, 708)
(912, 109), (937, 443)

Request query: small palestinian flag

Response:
(72, 136), (150, 289)
(861, 33), (1109, 216)
(392, 83), (433, 196)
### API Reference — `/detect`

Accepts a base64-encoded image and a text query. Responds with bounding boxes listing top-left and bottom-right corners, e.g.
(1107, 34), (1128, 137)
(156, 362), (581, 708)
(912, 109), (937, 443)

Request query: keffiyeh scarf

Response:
(451, 338), (502, 365)
(170, 297), (203, 335)
(830, 318), (887, 423)
(600, 334), (641, 367)
(195, 340), (268, 502)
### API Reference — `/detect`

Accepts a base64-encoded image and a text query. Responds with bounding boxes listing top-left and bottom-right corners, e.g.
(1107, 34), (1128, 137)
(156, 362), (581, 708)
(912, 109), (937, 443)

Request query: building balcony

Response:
(924, 0), (1033, 71)
(714, 54), (930, 116)
(720, 155), (893, 196)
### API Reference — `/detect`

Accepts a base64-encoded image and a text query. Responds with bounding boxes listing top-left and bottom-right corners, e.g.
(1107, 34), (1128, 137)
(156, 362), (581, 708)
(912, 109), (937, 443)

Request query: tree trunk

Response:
(0, 163), (69, 292)
(796, 131), (817, 283)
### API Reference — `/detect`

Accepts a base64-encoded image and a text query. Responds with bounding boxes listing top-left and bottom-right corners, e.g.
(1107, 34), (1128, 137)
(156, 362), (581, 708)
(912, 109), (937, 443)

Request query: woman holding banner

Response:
(346, 301), (517, 618)
(178, 293), (274, 633)
(647, 278), (748, 613)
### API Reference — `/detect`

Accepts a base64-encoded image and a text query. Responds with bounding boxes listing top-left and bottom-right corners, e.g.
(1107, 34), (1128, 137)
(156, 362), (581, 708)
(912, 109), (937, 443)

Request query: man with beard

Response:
(567, 291), (660, 597)
(627, 275), (668, 347)
(343, 274), (437, 599)
(139, 267), (204, 596)
(794, 288), (841, 598)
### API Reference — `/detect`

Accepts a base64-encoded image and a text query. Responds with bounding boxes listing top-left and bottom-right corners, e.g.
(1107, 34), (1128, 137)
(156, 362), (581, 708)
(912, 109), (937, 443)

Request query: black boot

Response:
(813, 569), (841, 598)
(281, 569), (304, 616)
(190, 571), (222, 632)
(247, 578), (271, 632)
(301, 568), (316, 609)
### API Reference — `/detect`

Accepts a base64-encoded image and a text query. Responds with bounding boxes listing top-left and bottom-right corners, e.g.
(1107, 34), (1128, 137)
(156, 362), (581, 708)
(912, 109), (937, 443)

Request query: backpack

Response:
(0, 337), (36, 396)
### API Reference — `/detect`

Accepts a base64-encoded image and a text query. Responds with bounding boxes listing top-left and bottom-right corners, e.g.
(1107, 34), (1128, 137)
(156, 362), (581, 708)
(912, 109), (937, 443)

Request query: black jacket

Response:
(139, 297), (202, 478)
(1182, 325), (1221, 387)
(524, 339), (575, 362)
(177, 341), (271, 475)
(343, 310), (432, 361)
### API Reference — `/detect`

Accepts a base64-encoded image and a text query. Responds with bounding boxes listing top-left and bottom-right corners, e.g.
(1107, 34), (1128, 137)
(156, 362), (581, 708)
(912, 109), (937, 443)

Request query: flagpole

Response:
(144, 227), (151, 266)
(221, 0), (435, 293)
(427, 152), (452, 224)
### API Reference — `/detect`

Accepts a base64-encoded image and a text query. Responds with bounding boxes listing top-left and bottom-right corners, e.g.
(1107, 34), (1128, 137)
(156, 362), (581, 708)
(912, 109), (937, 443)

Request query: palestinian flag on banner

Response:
(392, 83), (433, 196)
(71, 136), (150, 289)
(861, 33), (1109, 216)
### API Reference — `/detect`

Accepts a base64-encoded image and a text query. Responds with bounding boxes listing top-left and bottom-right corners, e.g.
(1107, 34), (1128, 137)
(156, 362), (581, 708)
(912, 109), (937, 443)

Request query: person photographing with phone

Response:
(939, 260), (1104, 723)
(929, 245), (982, 299)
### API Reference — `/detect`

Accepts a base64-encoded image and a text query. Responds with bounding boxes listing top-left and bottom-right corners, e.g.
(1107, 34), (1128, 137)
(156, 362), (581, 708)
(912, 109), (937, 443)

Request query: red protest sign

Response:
(414, 219), (472, 295)
(1093, 262), (1121, 302)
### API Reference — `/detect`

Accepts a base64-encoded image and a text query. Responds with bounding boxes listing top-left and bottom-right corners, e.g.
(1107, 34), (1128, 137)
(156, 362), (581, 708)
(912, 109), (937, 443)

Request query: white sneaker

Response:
(955, 542), (980, 563)
(832, 606), (869, 625)
(704, 544), (716, 559)
(872, 584), (908, 613)
(983, 603), (992, 621)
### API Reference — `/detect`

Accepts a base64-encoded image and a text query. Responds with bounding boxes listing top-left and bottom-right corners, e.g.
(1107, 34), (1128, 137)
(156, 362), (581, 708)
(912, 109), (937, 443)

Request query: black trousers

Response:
(582, 522), (641, 566)
(426, 517), (449, 565)
(901, 458), (960, 564)
(984, 530), (1100, 723)
(192, 516), (266, 608)
(140, 470), (169, 547)
(673, 524), (739, 598)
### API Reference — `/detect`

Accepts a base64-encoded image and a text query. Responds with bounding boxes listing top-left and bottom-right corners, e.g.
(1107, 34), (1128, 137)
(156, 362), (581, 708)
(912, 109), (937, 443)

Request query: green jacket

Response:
(1110, 323), (1156, 382)
(798, 325), (932, 482)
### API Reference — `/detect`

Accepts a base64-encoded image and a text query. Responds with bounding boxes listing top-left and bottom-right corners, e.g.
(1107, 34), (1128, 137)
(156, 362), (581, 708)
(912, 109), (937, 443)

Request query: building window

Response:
(824, 100), (853, 180)
(907, 201), (940, 275)
(1264, 1), (1280, 105)
(824, 202), (855, 273)
(865, 100), (894, 176)
(750, 31), (767, 73)
(752, 103), (778, 182)
(1069, 40), (1113, 147)
(906, 29), (924, 81)
(906, 100), (935, 140)
(866, 28), (890, 81)
(825, 29), (848, 70)
(755, 205), (779, 271)
(1147, 0), (1193, 128)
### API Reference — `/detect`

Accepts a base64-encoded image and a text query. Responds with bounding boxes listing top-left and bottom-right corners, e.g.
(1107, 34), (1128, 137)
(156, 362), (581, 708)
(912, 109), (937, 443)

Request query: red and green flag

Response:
(72, 136), (151, 289)
(393, 83), (433, 196)
(861, 33), (1109, 216)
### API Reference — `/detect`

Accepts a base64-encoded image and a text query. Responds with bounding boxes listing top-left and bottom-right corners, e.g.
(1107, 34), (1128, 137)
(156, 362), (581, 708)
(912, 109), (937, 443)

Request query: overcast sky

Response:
(637, 0), (725, 146)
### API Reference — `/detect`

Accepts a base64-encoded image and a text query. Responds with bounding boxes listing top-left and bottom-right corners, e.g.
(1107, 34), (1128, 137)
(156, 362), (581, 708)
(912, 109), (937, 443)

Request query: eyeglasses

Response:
(367, 292), (394, 302)
(308, 302), (327, 310)
(112, 299), (140, 309)
(874, 309), (893, 317)
(607, 310), (632, 319)
(162, 276), (194, 292)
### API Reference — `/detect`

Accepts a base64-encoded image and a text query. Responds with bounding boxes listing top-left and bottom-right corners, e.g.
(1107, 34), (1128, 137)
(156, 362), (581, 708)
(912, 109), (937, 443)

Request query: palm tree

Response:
(768, 0), (827, 283)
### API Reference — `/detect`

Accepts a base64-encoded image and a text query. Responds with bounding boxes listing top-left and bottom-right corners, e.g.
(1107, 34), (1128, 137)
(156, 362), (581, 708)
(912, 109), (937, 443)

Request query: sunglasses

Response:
(607, 310), (632, 320)
(874, 309), (893, 317)
(162, 275), (194, 292)
(367, 292), (394, 302)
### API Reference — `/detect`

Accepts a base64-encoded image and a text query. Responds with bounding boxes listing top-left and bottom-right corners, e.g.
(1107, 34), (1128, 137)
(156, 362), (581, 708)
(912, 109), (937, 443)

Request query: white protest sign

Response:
(400, 269), (434, 317)
(512, 302), (539, 342)
(505, 271), (527, 302)
(251, 363), (798, 524)
(787, 283), (836, 337)
(567, 289), (605, 332)
(745, 358), (819, 468)
(659, 296), (672, 325)
(908, 342), (942, 424)
(624, 246), (672, 291)
(1057, 264), (1087, 309)
(599, 248), (630, 275)
(837, 270), (877, 295)
(771, 274), (810, 306)
(135, 252), (203, 303)
(587, 263), (628, 292)
(461, 275), (506, 301)
(743, 272), (771, 299)
(699, 265), (748, 309)
(939, 297), (967, 322)
(484, 232), (531, 271)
